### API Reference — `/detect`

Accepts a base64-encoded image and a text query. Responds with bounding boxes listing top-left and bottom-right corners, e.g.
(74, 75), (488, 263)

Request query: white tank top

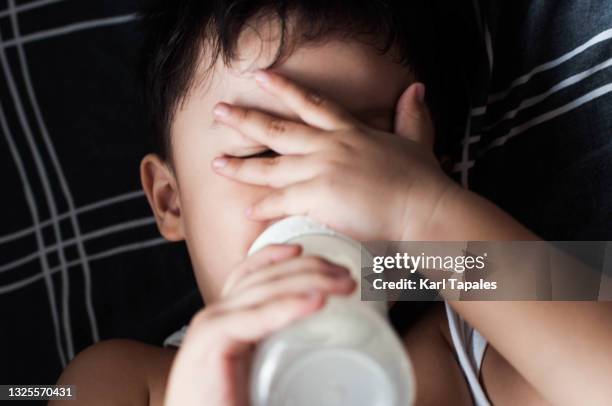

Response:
(445, 303), (491, 406)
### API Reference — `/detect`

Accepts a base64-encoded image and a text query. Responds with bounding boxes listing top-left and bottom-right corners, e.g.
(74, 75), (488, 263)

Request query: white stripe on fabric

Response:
(0, 25), (75, 360)
(74, 190), (145, 216)
(0, 238), (168, 295)
(488, 27), (612, 104)
(0, 101), (67, 367)
(0, 225), (38, 245)
(484, 21), (494, 74)
(0, 0), (65, 19)
(0, 251), (40, 273)
(0, 190), (145, 245)
(0, 217), (157, 273)
(9, 0), (99, 346)
(460, 113), (473, 187)
(470, 0), (493, 73)
(463, 135), (482, 145)
(484, 57), (612, 132)
(0, 14), (138, 48)
(453, 160), (475, 173)
(471, 0), (485, 41)
(471, 106), (487, 116)
(484, 82), (612, 150)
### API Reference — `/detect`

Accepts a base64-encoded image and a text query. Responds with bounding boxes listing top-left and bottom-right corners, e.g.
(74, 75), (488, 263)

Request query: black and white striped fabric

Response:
(1, 0), (610, 393)
(455, 0), (612, 240)
(0, 0), (201, 388)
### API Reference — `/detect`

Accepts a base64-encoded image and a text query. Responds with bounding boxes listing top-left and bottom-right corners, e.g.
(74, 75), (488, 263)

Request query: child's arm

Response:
(49, 339), (175, 406)
(432, 186), (612, 406)
(210, 70), (612, 405)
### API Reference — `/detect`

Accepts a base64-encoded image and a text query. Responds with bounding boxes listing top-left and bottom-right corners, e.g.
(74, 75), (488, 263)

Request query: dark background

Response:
(0, 0), (610, 401)
(0, 0), (202, 388)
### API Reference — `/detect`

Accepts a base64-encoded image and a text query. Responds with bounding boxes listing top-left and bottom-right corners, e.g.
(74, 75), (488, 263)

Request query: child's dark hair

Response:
(140, 0), (435, 161)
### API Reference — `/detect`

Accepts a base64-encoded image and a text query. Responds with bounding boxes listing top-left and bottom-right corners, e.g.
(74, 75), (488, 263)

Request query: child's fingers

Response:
(186, 292), (325, 357)
(244, 244), (303, 272)
(212, 154), (317, 188)
(228, 256), (347, 296)
(220, 264), (355, 311)
(213, 103), (324, 154)
(247, 179), (314, 221)
(220, 244), (302, 298)
(253, 70), (356, 131)
(394, 82), (435, 150)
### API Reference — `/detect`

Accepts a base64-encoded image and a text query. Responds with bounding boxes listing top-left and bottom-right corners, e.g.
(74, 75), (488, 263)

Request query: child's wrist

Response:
(420, 182), (465, 240)
(398, 179), (465, 241)
(407, 182), (538, 241)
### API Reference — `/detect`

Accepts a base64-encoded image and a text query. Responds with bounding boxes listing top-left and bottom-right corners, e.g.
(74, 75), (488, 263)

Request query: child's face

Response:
(142, 33), (413, 303)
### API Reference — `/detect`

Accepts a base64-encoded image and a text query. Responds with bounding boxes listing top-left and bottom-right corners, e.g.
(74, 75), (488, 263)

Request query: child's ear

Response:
(140, 154), (184, 241)
(394, 82), (435, 150)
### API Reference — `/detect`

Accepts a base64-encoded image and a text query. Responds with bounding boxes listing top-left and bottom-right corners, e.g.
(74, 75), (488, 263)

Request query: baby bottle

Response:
(248, 216), (416, 406)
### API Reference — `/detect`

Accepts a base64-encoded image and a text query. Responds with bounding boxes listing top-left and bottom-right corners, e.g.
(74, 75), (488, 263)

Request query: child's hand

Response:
(164, 244), (355, 406)
(211, 70), (459, 241)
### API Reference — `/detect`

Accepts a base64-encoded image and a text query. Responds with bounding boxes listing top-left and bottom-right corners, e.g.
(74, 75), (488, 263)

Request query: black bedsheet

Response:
(0, 0), (609, 398)
(0, 0), (201, 388)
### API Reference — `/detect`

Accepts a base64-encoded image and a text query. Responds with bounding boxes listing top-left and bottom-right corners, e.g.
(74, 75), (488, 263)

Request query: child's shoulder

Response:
(52, 339), (176, 406)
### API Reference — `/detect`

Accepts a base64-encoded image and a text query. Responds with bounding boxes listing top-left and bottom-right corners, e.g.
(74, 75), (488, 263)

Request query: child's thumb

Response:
(394, 82), (435, 149)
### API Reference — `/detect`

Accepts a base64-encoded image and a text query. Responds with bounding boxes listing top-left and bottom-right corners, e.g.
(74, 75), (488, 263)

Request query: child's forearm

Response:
(423, 187), (612, 405)
(454, 301), (612, 406)
(415, 183), (538, 241)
